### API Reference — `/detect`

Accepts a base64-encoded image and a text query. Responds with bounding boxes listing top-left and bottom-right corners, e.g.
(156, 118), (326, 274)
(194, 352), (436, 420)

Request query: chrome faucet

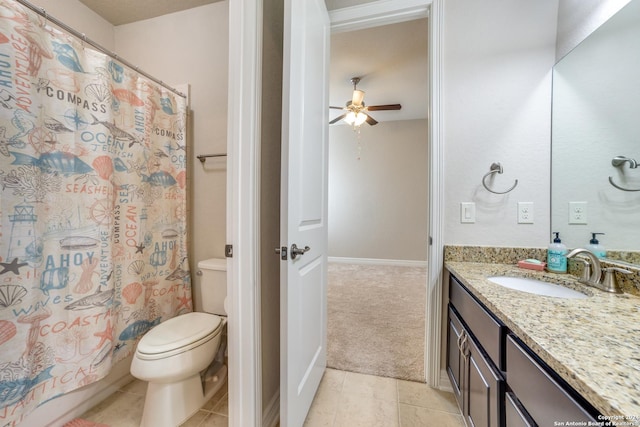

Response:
(566, 248), (629, 293)
(566, 248), (602, 287)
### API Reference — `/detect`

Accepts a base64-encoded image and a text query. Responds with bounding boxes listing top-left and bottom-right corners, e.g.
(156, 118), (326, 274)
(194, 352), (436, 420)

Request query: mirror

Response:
(551, 0), (640, 264)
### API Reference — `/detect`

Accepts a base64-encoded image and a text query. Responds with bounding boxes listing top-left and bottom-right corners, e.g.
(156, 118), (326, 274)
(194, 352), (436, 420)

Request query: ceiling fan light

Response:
(354, 112), (368, 126)
(344, 111), (357, 124)
(352, 89), (365, 106)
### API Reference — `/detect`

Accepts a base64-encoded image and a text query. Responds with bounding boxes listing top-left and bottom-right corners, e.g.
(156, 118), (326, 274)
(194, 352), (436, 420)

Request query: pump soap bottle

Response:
(547, 232), (567, 273)
(588, 233), (606, 259)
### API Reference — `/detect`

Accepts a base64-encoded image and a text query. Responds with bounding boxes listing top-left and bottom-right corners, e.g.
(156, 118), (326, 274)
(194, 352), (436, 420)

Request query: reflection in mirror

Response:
(552, 0), (640, 265)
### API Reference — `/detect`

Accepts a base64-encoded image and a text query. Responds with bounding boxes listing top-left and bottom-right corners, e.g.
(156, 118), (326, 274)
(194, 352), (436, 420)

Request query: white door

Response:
(280, 0), (330, 426)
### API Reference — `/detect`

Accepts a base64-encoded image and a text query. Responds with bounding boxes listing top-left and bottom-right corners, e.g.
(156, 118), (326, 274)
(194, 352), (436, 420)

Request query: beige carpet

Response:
(327, 262), (426, 382)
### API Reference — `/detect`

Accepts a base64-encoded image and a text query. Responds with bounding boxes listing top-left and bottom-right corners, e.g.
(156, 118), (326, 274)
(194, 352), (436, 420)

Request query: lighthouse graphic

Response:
(8, 204), (38, 262)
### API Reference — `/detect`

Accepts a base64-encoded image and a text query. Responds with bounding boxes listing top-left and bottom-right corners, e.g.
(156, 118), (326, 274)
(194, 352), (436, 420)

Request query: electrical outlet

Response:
(518, 202), (534, 224)
(460, 202), (475, 223)
(569, 201), (588, 224)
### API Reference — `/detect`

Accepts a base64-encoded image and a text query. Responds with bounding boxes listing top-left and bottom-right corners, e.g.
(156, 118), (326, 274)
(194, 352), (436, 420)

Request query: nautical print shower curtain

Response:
(0, 1), (191, 424)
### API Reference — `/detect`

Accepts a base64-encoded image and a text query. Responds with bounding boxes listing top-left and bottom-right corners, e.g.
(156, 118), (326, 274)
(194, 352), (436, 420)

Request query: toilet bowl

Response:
(130, 258), (228, 427)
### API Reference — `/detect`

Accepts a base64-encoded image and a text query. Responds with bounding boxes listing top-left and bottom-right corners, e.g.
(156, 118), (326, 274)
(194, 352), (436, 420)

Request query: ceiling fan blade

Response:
(365, 114), (378, 126)
(329, 113), (347, 125)
(330, 106), (344, 110)
(367, 104), (402, 111)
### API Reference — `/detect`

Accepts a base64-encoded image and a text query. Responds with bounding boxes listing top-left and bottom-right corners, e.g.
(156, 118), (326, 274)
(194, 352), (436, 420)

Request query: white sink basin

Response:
(487, 276), (588, 299)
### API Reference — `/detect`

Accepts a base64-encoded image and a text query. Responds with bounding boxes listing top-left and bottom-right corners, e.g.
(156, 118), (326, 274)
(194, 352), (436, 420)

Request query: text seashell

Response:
(0, 284), (28, 308)
(122, 282), (142, 304)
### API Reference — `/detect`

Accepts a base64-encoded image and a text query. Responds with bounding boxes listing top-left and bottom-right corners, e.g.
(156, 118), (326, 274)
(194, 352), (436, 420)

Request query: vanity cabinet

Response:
(448, 276), (505, 427)
(447, 273), (601, 427)
(506, 334), (599, 426)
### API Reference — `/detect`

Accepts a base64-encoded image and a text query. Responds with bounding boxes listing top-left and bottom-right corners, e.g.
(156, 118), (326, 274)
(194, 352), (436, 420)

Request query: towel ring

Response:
(608, 155), (640, 192)
(482, 162), (518, 194)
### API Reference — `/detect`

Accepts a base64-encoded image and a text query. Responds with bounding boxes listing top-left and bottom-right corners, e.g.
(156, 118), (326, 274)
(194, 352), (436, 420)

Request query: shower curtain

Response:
(0, 1), (191, 424)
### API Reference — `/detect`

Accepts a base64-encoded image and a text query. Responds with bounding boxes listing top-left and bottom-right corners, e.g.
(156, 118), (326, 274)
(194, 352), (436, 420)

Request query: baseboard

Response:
(262, 389), (280, 427)
(328, 257), (428, 267)
(438, 369), (453, 393)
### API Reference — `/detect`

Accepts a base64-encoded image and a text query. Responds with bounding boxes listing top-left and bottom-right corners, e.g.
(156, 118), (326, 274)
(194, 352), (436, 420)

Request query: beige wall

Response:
(328, 119), (428, 261)
(113, 2), (229, 311)
(31, 0), (114, 49)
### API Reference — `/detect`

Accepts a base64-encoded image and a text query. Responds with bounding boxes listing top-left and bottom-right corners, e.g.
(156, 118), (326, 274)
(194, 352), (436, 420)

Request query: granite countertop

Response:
(445, 261), (640, 418)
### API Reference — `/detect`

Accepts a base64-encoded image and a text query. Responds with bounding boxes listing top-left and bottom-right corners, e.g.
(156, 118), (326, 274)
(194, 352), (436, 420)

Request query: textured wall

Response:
(443, 0), (558, 248)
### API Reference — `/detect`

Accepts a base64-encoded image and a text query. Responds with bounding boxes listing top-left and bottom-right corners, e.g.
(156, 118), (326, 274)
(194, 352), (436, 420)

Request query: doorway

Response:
(326, 18), (429, 382)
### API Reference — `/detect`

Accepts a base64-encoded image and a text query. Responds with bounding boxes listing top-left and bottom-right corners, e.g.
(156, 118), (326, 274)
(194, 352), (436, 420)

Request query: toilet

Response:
(130, 258), (228, 427)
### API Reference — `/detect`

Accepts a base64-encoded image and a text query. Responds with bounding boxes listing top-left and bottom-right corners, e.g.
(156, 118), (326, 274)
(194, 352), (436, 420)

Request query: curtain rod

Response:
(14, 0), (186, 98)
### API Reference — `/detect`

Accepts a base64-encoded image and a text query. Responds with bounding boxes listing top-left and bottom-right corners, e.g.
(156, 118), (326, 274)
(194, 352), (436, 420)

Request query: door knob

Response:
(290, 244), (310, 260)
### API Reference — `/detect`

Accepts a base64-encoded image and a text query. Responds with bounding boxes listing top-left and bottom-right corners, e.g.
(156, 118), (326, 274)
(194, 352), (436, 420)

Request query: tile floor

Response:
(79, 368), (464, 427)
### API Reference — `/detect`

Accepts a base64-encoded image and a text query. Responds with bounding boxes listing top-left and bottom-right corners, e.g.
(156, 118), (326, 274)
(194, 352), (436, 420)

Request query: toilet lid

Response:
(137, 312), (223, 355)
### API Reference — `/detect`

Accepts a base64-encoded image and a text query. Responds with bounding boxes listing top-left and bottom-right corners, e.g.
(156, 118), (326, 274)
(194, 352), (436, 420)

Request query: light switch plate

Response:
(460, 202), (475, 223)
(569, 201), (588, 224)
(518, 202), (534, 224)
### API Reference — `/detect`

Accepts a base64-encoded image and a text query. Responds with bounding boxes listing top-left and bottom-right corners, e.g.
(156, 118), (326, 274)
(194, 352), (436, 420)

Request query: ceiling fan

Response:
(329, 77), (401, 126)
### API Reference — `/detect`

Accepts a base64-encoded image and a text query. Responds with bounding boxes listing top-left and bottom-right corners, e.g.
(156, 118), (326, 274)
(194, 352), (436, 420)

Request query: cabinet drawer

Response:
(505, 392), (534, 427)
(450, 275), (505, 369)
(506, 334), (598, 425)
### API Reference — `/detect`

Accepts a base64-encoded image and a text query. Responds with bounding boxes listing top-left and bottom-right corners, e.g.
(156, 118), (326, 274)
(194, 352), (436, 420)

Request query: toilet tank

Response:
(197, 258), (227, 315)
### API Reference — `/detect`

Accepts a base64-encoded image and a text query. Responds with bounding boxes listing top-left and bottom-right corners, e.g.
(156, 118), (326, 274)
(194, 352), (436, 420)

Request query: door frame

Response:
(227, 0), (445, 424)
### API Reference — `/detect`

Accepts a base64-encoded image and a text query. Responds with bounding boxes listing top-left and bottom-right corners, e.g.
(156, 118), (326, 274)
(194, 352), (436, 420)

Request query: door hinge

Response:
(225, 244), (233, 258)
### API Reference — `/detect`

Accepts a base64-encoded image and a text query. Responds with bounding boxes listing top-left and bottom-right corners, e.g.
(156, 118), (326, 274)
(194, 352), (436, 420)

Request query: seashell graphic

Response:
(92, 155), (113, 180)
(85, 83), (111, 103)
(122, 282), (142, 304)
(0, 320), (17, 346)
(127, 260), (145, 276)
(0, 284), (28, 308)
(111, 89), (144, 106)
(114, 157), (128, 172)
(175, 170), (186, 189)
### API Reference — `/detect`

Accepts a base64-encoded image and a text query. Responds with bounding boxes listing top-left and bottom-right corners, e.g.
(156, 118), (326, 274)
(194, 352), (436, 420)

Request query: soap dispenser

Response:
(588, 233), (606, 259)
(547, 232), (567, 273)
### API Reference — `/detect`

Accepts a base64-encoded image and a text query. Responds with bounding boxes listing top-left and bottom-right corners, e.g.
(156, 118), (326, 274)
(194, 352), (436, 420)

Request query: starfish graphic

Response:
(176, 292), (191, 310)
(135, 243), (145, 254)
(0, 258), (28, 275)
(93, 319), (114, 350)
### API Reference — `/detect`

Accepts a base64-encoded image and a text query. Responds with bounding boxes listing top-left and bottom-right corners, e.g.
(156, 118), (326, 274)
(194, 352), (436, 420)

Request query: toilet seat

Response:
(136, 312), (224, 360)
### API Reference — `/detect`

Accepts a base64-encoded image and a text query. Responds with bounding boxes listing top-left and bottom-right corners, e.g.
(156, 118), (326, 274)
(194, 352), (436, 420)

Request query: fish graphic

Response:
(0, 366), (54, 408)
(52, 41), (85, 73)
(64, 288), (114, 311)
(44, 117), (73, 133)
(90, 114), (142, 147)
(118, 317), (161, 341)
(160, 98), (176, 115)
(10, 151), (93, 176)
(142, 171), (177, 187)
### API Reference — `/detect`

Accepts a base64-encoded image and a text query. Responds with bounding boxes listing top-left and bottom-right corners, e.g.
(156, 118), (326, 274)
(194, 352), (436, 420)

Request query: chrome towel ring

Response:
(608, 155), (640, 192)
(482, 162), (518, 194)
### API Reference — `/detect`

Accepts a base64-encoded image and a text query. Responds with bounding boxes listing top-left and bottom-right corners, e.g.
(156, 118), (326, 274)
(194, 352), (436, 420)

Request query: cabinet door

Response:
(447, 307), (464, 410)
(465, 334), (504, 427)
